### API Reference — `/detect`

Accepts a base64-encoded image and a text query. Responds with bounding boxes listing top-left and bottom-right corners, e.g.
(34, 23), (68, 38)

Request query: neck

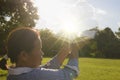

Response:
(16, 62), (38, 68)
(16, 61), (31, 68)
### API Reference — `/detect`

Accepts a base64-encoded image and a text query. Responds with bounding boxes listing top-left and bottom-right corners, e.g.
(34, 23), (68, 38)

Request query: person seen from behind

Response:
(0, 27), (79, 80)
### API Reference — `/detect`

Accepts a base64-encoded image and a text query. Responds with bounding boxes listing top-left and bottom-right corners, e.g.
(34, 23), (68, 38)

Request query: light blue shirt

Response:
(7, 57), (79, 80)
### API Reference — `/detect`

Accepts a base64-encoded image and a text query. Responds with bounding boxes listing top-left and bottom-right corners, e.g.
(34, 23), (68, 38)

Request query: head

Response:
(7, 27), (44, 68)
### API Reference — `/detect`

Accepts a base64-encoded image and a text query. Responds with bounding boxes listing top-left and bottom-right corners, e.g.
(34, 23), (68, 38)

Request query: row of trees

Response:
(80, 27), (120, 58)
(39, 27), (120, 59)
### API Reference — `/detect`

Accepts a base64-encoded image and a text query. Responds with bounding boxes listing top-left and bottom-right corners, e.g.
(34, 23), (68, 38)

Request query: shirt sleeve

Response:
(64, 58), (79, 77)
(35, 58), (79, 80)
(41, 56), (61, 69)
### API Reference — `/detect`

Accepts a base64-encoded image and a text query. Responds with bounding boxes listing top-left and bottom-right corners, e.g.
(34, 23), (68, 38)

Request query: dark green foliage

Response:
(40, 29), (63, 57)
(79, 27), (120, 58)
(39, 27), (120, 58)
(95, 27), (120, 58)
(0, 0), (39, 56)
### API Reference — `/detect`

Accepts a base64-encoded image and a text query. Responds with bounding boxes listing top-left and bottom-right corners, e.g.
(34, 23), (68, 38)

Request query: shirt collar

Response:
(8, 67), (33, 75)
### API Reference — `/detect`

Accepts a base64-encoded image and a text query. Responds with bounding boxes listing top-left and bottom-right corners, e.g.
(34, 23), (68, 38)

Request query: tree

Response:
(78, 27), (99, 57)
(0, 0), (39, 56)
(40, 29), (63, 57)
(95, 27), (120, 58)
(115, 27), (120, 38)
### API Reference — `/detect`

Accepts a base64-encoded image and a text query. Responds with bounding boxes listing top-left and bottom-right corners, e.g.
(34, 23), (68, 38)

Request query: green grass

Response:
(0, 58), (120, 80)
(79, 58), (120, 80)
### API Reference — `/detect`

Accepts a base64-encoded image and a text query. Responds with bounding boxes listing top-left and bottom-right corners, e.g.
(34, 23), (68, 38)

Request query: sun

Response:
(61, 21), (78, 41)
(60, 14), (79, 41)
(63, 26), (77, 34)
(62, 26), (77, 41)
(33, 0), (80, 41)
(62, 24), (77, 36)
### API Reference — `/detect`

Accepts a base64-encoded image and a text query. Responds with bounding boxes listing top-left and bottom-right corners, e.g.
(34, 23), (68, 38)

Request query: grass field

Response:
(0, 58), (120, 80)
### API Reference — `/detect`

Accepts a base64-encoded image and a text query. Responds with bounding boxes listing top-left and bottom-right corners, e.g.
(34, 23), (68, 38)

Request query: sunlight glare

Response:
(61, 21), (78, 41)
(60, 13), (79, 41)
(34, 0), (80, 41)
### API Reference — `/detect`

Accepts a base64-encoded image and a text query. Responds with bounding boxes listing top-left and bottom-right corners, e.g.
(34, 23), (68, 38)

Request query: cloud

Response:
(81, 30), (97, 38)
(68, 0), (99, 30)
(96, 8), (107, 15)
(35, 0), (108, 34)
(71, 0), (108, 30)
(118, 22), (120, 27)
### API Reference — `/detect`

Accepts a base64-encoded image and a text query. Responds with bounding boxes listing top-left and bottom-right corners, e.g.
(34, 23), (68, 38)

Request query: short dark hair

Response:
(7, 27), (39, 63)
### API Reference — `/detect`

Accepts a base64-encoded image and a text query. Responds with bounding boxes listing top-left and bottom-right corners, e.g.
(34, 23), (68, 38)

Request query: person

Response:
(0, 27), (79, 80)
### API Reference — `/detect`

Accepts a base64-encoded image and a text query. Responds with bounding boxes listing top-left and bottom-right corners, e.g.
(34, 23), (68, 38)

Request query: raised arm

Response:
(42, 43), (71, 69)
(36, 43), (79, 80)
(64, 42), (79, 78)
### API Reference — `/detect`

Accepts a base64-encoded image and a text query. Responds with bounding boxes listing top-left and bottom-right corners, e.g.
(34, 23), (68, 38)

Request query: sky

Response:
(34, 0), (120, 35)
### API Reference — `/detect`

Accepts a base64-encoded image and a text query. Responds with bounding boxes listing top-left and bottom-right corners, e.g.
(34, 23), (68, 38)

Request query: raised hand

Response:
(69, 42), (79, 59)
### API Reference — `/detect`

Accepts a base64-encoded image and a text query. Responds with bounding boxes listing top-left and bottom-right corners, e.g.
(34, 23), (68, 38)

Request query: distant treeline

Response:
(1, 26), (120, 59)
(39, 27), (120, 59)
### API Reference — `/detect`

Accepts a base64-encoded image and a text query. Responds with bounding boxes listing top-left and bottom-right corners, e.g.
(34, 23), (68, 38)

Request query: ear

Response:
(19, 51), (29, 61)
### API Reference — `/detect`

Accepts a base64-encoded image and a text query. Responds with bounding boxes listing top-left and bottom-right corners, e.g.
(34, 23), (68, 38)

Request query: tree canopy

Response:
(0, 0), (39, 56)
